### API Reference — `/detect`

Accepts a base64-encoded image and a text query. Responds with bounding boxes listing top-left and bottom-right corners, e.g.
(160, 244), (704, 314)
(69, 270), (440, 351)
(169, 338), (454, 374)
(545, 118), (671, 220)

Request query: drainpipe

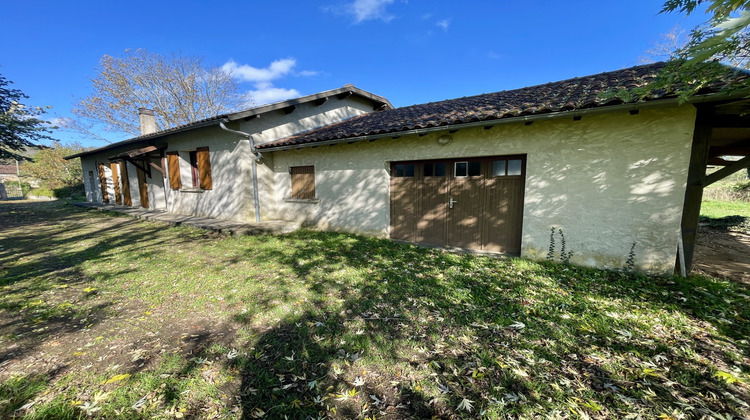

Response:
(219, 121), (263, 223)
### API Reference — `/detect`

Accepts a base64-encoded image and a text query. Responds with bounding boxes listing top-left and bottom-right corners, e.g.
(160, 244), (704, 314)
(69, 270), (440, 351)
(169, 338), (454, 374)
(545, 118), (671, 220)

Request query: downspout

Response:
(219, 121), (263, 223)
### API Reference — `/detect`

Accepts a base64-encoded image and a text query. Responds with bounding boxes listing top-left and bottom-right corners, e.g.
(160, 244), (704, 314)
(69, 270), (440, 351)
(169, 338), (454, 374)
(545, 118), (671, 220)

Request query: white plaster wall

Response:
(80, 157), (100, 203)
(268, 105), (697, 275)
(148, 157), (167, 210)
(125, 162), (141, 208)
(163, 126), (253, 222)
(242, 96), (376, 146)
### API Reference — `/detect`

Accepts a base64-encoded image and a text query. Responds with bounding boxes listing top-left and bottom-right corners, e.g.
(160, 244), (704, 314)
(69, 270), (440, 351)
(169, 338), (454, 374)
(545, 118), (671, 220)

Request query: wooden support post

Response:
(678, 105), (714, 275)
(123, 157), (151, 179)
(704, 155), (750, 187)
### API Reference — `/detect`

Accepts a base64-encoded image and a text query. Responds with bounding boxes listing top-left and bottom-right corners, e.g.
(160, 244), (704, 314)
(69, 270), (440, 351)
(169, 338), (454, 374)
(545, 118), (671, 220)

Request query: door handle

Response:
(449, 197), (457, 209)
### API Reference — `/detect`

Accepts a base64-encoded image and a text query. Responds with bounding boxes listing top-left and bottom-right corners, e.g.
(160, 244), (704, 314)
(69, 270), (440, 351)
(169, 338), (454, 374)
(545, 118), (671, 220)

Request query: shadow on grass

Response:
(2, 202), (748, 418)
(700, 214), (749, 234)
(0, 201), (220, 417)
(226, 231), (750, 418)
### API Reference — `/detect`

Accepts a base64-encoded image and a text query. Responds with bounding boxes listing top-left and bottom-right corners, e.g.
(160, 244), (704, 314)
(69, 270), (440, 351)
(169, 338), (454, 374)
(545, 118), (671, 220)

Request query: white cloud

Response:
(352, 0), (394, 22)
(326, 0), (395, 23)
(223, 58), (320, 106)
(297, 70), (321, 77)
(222, 58), (297, 83)
(243, 87), (301, 106)
(436, 19), (450, 31)
(46, 117), (73, 128)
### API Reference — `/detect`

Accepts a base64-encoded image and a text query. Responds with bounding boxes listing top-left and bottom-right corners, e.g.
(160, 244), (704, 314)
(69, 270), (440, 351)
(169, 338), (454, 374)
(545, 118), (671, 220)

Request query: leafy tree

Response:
(662, 0), (750, 65)
(73, 49), (242, 138)
(22, 141), (85, 189)
(641, 1), (750, 100)
(0, 72), (54, 161)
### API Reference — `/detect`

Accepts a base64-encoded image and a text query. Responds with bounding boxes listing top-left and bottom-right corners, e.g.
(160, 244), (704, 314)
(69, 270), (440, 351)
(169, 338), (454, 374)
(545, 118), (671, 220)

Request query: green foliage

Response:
(546, 227), (555, 261)
(625, 243), (637, 273)
(547, 227), (573, 264)
(0, 72), (54, 161)
(704, 169), (750, 202)
(52, 185), (85, 200)
(658, 1), (750, 95)
(603, 60), (750, 104)
(28, 187), (55, 198)
(22, 141), (85, 190)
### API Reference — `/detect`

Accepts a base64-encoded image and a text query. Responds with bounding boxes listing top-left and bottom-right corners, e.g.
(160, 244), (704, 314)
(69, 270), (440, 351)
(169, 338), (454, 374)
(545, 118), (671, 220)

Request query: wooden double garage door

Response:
(390, 155), (526, 254)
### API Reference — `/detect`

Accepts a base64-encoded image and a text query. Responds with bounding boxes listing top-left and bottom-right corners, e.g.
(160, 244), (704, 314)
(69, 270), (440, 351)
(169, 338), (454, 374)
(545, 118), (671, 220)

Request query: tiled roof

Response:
(257, 62), (746, 150)
(65, 85), (392, 160)
(0, 164), (18, 175)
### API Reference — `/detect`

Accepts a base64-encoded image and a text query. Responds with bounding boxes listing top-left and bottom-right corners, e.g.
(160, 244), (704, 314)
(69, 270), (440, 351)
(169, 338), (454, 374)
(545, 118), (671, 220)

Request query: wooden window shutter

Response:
(120, 161), (132, 206)
(166, 152), (182, 190)
(97, 164), (109, 203)
(196, 147), (212, 190)
(291, 166), (315, 199)
(110, 163), (122, 205)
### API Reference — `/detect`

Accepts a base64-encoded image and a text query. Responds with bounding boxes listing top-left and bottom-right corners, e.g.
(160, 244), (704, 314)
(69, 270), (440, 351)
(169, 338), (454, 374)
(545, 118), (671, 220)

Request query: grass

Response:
(700, 199), (750, 233)
(1, 200), (749, 419)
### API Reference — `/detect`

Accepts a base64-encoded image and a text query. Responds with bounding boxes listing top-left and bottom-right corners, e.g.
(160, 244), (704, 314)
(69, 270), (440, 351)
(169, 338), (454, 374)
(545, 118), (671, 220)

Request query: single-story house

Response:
(67, 63), (750, 276)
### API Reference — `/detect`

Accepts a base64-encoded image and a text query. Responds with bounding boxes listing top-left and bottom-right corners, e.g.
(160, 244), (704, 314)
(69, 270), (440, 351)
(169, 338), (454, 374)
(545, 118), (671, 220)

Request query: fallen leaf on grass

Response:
(457, 398), (474, 412)
(715, 370), (742, 384)
(102, 373), (131, 384)
(509, 321), (525, 330)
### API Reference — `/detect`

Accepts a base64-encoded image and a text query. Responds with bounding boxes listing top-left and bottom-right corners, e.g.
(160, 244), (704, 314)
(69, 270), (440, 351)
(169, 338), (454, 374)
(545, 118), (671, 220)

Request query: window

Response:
(455, 161), (481, 177)
(189, 151), (200, 187)
(507, 159), (522, 176)
(492, 159), (523, 177)
(290, 166), (315, 199)
(394, 164), (415, 177)
(166, 147), (212, 190)
(423, 163), (446, 177)
(492, 160), (506, 176)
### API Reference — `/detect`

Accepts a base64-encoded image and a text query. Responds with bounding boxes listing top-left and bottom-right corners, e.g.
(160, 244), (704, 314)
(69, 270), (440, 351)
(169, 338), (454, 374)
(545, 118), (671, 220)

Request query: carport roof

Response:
(257, 62), (750, 150)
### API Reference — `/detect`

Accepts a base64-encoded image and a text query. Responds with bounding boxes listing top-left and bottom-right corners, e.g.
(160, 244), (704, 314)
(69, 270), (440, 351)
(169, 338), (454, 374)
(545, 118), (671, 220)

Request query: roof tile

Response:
(262, 62), (725, 149)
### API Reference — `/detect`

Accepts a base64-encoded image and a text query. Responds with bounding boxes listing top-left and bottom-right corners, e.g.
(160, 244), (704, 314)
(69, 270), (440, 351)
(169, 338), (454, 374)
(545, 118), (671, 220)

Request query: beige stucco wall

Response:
(162, 126), (253, 222)
(267, 105), (697, 275)
(77, 95), (376, 220)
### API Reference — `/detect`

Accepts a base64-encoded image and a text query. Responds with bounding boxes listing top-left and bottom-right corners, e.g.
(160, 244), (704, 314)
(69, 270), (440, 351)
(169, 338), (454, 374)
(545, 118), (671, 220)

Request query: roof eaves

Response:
(258, 91), (738, 152)
(63, 117), (226, 160)
(226, 86), (392, 122)
(65, 85), (391, 160)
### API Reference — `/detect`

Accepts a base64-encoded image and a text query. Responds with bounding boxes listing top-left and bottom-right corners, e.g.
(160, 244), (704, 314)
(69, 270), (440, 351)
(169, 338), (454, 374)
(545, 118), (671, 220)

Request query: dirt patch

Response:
(694, 226), (750, 285)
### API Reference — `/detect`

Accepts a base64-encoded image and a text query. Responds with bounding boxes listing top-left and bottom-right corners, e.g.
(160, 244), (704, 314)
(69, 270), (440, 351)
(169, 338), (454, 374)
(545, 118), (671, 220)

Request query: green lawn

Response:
(1, 201), (748, 419)
(700, 199), (750, 233)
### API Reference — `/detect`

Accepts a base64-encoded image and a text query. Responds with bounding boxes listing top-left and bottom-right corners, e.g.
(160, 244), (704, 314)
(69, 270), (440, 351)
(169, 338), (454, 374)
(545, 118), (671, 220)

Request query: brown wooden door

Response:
(390, 156), (525, 254)
(97, 164), (109, 203)
(136, 166), (149, 209)
(447, 160), (485, 249)
(417, 162), (448, 245)
(120, 161), (132, 206)
(482, 157), (526, 253)
(110, 163), (122, 205)
(390, 163), (418, 242)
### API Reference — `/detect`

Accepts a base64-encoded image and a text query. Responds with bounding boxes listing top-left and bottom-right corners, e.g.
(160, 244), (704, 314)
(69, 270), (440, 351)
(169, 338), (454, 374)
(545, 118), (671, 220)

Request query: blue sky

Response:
(1, 0), (709, 147)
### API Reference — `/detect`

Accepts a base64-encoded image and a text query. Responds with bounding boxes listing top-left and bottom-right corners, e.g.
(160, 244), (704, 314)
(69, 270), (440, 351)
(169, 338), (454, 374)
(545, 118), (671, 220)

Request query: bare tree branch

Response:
(73, 49), (244, 137)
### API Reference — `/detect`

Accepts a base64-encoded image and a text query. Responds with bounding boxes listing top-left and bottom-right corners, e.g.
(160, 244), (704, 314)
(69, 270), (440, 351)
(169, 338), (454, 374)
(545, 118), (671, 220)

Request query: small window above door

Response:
(455, 161), (481, 177)
(423, 162), (446, 177)
(394, 164), (415, 177)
